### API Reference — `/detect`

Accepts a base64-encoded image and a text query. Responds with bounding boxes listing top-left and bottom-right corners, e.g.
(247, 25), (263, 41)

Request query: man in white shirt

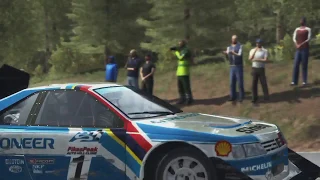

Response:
(249, 39), (269, 103)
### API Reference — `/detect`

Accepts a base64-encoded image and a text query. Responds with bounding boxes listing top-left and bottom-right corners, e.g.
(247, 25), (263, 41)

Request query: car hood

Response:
(134, 113), (278, 137)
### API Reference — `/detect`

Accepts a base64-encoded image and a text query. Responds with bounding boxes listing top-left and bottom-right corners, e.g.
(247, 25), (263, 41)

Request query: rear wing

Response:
(0, 64), (30, 99)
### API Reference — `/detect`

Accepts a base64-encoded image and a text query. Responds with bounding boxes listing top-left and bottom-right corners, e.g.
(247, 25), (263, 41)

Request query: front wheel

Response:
(155, 147), (216, 180)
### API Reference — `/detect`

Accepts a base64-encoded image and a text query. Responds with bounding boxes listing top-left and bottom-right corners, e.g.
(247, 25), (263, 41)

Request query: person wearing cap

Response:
(170, 40), (194, 105)
(249, 39), (269, 103)
(291, 17), (312, 86)
(125, 49), (142, 88)
(105, 56), (118, 82)
(223, 35), (245, 102)
(140, 54), (156, 95)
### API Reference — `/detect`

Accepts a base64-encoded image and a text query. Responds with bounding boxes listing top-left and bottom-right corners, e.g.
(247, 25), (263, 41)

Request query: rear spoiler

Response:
(0, 64), (30, 99)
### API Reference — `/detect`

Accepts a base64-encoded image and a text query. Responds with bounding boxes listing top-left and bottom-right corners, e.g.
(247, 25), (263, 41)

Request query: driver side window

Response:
(34, 90), (124, 128)
(0, 93), (39, 125)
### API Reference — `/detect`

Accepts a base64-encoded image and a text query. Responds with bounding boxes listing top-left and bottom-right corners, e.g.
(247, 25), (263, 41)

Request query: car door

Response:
(0, 92), (41, 180)
(24, 89), (127, 180)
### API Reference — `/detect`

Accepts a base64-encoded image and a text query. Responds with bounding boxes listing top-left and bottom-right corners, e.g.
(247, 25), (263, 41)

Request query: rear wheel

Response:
(155, 147), (216, 180)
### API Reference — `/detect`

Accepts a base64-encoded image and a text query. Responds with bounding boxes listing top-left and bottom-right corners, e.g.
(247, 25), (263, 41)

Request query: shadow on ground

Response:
(260, 86), (320, 104)
(167, 92), (252, 105)
(166, 95), (229, 106)
(167, 83), (320, 105)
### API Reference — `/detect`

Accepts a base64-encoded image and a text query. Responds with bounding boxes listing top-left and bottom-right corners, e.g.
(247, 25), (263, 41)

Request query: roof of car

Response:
(0, 83), (122, 111)
(31, 82), (121, 91)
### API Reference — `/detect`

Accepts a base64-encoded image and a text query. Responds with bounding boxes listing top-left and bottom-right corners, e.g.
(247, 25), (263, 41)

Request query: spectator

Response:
(249, 39), (269, 103)
(125, 49), (142, 88)
(223, 35), (245, 102)
(170, 40), (194, 105)
(291, 17), (312, 86)
(140, 54), (156, 95)
(105, 56), (118, 83)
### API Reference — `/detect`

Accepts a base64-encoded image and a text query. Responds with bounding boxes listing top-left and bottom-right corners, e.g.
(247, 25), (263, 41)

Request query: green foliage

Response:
(315, 34), (320, 44)
(235, 0), (319, 43)
(268, 45), (283, 61)
(1, 0), (320, 76)
(268, 34), (295, 62)
(50, 45), (103, 74)
(242, 41), (253, 65)
(34, 65), (44, 76)
(155, 47), (177, 71)
(0, 0), (44, 69)
(138, 0), (237, 61)
(48, 0), (151, 74)
(282, 34), (295, 61)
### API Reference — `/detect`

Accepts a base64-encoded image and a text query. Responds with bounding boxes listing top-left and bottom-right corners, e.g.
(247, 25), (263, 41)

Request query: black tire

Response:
(155, 147), (217, 180)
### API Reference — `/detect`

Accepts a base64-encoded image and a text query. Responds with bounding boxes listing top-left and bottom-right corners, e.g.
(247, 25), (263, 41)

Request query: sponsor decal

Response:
(236, 124), (272, 134)
(162, 113), (199, 121)
(9, 165), (22, 173)
(29, 159), (55, 164)
(32, 165), (44, 174)
(215, 140), (232, 157)
(45, 170), (55, 174)
(0, 138), (54, 149)
(241, 162), (272, 172)
(150, 120), (167, 123)
(67, 146), (98, 155)
(69, 132), (99, 142)
(5, 159), (24, 165)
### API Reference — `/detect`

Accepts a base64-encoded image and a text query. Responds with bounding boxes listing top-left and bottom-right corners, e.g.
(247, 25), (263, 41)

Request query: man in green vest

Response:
(170, 40), (193, 105)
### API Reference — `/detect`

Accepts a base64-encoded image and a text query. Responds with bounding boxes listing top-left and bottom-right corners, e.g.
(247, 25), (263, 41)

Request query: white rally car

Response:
(0, 82), (293, 180)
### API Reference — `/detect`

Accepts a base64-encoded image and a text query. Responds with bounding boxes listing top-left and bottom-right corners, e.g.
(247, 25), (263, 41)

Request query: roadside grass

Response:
(30, 59), (320, 151)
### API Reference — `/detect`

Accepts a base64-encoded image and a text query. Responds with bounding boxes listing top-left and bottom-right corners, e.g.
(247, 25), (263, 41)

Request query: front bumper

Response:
(212, 146), (290, 180)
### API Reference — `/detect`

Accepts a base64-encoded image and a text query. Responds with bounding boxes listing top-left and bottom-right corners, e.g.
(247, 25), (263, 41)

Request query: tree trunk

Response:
(44, 9), (50, 73)
(184, 8), (190, 41)
(276, 12), (284, 44)
(104, 46), (110, 68)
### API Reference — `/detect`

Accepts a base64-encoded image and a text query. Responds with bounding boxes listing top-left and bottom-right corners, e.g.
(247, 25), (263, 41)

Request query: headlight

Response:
(232, 143), (266, 159)
(232, 145), (246, 159)
(243, 143), (267, 157)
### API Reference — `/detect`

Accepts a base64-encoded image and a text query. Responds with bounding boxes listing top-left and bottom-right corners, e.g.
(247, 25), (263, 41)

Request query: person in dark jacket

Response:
(125, 49), (142, 88)
(140, 54), (156, 95)
(105, 56), (118, 82)
(223, 35), (245, 102)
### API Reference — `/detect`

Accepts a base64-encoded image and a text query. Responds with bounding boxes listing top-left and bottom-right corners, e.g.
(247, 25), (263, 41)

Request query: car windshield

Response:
(95, 86), (182, 119)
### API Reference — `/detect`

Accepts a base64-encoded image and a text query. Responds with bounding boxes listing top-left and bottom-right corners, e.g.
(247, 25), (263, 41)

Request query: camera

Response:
(170, 46), (178, 51)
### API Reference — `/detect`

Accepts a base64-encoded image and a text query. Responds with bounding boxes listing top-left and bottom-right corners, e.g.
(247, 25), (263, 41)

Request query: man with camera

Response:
(170, 40), (194, 105)
(223, 35), (245, 102)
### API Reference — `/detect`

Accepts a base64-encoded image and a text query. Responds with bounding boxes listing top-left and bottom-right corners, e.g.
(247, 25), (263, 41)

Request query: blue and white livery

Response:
(0, 80), (293, 180)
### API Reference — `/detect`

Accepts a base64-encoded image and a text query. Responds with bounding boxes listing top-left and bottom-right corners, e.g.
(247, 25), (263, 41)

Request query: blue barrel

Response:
(105, 64), (118, 82)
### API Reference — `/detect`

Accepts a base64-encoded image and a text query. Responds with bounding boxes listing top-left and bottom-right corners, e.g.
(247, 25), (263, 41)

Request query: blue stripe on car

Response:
(0, 87), (60, 111)
(0, 126), (70, 133)
(207, 121), (252, 129)
(136, 123), (259, 144)
(65, 84), (75, 89)
(99, 132), (141, 177)
(226, 148), (288, 176)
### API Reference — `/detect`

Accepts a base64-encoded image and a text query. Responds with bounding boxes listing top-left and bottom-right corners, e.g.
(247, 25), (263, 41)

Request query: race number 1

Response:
(67, 155), (93, 180)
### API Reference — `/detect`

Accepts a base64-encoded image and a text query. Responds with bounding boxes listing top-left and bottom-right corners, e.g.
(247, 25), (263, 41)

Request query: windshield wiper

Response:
(128, 111), (175, 115)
